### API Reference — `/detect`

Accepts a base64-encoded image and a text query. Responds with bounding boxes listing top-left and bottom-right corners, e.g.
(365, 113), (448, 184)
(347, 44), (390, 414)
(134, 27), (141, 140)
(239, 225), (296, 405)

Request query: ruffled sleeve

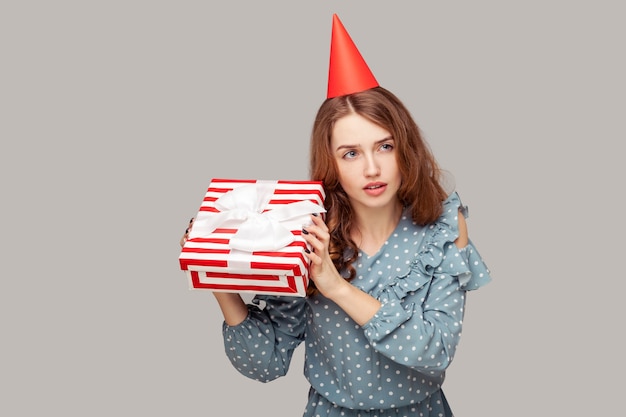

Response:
(361, 192), (492, 372)
(440, 192), (491, 291)
(222, 295), (307, 382)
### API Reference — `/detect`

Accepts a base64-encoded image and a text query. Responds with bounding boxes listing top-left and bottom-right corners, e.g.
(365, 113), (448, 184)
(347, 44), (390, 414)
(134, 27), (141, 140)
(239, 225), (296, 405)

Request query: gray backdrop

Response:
(2, 1), (624, 415)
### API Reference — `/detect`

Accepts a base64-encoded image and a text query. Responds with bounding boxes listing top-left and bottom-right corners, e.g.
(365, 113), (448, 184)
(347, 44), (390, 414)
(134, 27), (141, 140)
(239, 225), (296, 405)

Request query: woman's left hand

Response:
(301, 214), (382, 324)
(301, 214), (346, 298)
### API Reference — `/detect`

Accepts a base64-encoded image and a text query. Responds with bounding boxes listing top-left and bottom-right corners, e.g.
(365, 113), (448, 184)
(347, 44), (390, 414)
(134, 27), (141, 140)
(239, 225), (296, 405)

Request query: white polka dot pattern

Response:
(222, 192), (491, 416)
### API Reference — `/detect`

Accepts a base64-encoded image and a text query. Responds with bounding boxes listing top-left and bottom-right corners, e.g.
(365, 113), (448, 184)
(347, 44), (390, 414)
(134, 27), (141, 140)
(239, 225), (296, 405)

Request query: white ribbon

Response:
(188, 182), (326, 252)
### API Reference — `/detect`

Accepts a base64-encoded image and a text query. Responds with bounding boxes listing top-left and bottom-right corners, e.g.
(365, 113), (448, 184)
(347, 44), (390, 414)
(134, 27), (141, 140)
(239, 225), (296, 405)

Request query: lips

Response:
(364, 182), (385, 190)
(363, 182), (387, 196)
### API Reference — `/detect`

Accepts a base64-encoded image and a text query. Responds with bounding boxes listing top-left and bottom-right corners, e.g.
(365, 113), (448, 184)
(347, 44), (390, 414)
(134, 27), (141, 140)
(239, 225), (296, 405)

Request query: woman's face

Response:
(330, 113), (402, 213)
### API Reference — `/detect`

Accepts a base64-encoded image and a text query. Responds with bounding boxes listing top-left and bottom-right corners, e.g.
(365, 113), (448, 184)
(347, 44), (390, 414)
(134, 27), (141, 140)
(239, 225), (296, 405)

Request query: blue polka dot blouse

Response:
(222, 192), (492, 416)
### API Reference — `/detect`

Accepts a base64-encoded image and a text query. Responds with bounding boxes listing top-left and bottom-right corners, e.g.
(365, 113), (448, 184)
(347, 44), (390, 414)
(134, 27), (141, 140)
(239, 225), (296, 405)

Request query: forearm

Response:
(361, 275), (467, 371)
(213, 292), (248, 326)
(327, 281), (381, 326)
(222, 295), (308, 382)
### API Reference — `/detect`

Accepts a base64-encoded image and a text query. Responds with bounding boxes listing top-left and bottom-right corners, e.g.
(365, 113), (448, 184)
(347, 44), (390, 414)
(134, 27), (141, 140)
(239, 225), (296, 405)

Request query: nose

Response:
(363, 153), (380, 177)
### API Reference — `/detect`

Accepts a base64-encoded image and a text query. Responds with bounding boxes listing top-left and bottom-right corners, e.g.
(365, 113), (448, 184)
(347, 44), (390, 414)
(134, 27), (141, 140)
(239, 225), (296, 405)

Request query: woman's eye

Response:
(380, 143), (394, 151)
(343, 150), (358, 159)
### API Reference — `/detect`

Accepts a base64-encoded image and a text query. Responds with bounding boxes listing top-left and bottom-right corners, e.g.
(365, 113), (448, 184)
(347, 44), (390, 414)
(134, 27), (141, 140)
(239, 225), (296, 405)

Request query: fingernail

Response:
(302, 228), (309, 234)
(312, 213), (319, 217)
(189, 218), (194, 223)
(304, 248), (311, 254)
(185, 228), (189, 234)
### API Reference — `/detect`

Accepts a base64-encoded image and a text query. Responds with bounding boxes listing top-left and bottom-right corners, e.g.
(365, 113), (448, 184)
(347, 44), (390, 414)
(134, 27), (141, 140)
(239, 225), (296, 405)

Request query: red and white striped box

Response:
(179, 179), (325, 296)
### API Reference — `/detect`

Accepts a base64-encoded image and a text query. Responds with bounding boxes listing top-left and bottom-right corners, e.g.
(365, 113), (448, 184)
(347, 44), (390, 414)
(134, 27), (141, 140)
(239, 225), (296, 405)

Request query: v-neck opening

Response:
(358, 222), (401, 258)
(355, 208), (407, 259)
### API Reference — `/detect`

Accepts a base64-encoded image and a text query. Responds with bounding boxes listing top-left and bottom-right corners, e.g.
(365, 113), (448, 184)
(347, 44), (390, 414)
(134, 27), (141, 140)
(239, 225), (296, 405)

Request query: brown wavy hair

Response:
(307, 87), (447, 295)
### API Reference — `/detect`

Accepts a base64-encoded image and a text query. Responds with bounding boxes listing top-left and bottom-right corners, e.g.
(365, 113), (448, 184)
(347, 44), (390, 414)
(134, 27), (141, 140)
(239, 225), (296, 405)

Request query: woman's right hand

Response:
(179, 215), (247, 325)
(179, 217), (194, 247)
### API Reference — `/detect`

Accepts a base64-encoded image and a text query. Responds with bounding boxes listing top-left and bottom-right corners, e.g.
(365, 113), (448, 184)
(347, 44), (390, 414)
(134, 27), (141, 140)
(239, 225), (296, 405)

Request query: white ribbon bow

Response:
(188, 182), (325, 252)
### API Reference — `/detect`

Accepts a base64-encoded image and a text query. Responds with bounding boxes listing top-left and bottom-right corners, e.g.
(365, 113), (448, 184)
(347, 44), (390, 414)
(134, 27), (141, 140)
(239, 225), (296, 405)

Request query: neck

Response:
(351, 202), (403, 252)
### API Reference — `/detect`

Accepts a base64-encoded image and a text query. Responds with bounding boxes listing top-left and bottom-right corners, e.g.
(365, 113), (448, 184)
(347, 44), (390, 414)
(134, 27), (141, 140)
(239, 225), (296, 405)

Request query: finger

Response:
(303, 245), (321, 264)
(303, 224), (330, 247)
(309, 213), (328, 232)
(302, 227), (326, 258)
(180, 217), (195, 247)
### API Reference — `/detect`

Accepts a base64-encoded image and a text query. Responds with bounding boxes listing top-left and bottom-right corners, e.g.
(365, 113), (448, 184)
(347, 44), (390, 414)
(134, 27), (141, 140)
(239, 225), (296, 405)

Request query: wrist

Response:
(324, 278), (353, 304)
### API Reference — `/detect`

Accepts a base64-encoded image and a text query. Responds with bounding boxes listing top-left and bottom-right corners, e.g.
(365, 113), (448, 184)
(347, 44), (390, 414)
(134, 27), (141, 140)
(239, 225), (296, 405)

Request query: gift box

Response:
(179, 179), (326, 296)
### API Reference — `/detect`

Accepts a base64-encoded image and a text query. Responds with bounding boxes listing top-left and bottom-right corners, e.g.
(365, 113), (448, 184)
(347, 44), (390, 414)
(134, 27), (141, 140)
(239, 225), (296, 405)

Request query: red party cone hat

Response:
(327, 14), (379, 99)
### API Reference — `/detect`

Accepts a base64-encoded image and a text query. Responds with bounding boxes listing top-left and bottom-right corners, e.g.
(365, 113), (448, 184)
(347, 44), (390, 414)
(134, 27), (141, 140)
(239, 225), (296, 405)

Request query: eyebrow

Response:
(335, 136), (394, 152)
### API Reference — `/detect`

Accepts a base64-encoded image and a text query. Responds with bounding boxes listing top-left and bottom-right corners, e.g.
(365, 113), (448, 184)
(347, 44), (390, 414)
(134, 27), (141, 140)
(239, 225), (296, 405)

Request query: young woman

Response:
(181, 14), (491, 417)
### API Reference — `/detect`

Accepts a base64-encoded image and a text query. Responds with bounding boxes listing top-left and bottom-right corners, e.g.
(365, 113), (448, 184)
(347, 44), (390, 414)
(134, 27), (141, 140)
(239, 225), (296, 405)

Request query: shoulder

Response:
(435, 191), (469, 247)
(455, 207), (468, 248)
